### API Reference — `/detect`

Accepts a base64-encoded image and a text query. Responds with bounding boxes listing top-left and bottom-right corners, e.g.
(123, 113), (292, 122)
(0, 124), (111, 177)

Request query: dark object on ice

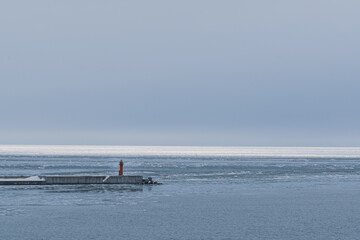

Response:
(142, 177), (162, 185)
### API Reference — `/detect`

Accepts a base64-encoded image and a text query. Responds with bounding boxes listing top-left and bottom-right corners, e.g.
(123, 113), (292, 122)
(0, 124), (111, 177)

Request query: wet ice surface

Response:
(1, 146), (360, 239)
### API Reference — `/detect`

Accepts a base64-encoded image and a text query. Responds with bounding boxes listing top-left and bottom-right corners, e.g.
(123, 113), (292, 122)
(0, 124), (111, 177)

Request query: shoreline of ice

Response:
(0, 145), (360, 158)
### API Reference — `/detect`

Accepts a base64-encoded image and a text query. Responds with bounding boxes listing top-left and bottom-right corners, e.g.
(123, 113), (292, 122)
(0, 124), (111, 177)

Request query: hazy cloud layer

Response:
(1, 1), (359, 146)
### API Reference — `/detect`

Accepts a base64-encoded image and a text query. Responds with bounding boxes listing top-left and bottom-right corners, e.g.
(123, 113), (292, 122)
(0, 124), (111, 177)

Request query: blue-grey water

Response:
(1, 146), (360, 240)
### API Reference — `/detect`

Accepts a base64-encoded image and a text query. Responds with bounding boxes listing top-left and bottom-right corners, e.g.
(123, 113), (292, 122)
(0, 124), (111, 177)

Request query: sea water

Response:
(1, 146), (360, 240)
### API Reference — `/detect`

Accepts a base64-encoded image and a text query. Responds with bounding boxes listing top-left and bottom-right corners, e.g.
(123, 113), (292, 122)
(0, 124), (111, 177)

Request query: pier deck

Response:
(0, 175), (143, 185)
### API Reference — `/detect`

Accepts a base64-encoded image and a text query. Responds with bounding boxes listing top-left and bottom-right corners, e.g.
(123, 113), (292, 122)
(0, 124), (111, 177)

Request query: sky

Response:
(0, 0), (360, 146)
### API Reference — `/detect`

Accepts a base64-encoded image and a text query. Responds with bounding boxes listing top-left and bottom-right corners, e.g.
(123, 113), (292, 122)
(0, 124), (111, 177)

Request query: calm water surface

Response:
(1, 146), (360, 240)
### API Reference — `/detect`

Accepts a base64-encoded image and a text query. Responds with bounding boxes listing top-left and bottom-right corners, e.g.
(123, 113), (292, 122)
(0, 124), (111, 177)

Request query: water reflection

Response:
(44, 184), (143, 193)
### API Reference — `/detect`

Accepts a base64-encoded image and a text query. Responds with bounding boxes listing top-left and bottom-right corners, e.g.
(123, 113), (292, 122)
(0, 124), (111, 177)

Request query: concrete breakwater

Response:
(0, 175), (146, 185)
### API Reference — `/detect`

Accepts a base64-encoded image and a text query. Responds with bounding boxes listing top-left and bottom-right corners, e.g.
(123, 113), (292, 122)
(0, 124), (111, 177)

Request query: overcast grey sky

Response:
(1, 1), (359, 146)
